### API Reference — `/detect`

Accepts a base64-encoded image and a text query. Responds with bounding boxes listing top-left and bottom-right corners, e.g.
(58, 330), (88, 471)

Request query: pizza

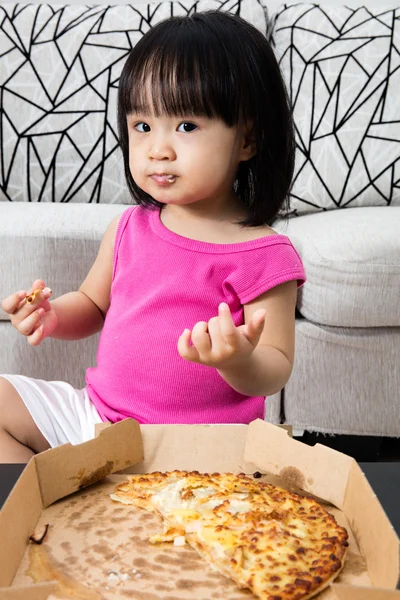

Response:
(110, 470), (348, 600)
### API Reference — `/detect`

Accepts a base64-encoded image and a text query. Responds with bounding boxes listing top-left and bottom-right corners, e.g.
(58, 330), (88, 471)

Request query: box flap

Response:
(244, 420), (354, 508)
(332, 583), (400, 599)
(343, 461), (400, 588)
(0, 461), (42, 587)
(35, 419), (143, 508)
(129, 424), (255, 473)
(94, 423), (293, 474)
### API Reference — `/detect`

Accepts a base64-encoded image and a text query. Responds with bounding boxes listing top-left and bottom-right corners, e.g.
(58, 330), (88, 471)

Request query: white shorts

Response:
(1, 374), (103, 448)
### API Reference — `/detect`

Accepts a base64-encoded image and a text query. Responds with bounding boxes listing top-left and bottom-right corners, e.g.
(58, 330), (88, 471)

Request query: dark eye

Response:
(177, 122), (197, 132)
(135, 122), (151, 132)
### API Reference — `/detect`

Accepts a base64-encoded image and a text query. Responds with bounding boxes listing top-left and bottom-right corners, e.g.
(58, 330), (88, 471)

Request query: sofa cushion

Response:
(282, 319), (400, 436)
(271, 4), (400, 215)
(0, 203), (124, 320)
(274, 207), (400, 327)
(0, 0), (266, 204)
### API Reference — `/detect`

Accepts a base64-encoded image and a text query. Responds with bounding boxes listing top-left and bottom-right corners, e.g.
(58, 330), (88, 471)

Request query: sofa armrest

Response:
(0, 203), (126, 320)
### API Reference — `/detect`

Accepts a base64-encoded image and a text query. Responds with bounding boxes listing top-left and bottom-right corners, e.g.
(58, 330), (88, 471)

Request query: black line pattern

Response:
(0, 1), (266, 203)
(272, 4), (400, 215)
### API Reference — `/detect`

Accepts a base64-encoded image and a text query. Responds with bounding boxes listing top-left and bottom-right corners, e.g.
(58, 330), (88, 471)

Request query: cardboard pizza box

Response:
(0, 418), (398, 600)
(332, 585), (400, 599)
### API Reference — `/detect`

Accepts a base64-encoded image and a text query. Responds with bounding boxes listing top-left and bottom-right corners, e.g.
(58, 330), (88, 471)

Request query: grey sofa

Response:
(271, 207), (400, 436)
(0, 1), (399, 438)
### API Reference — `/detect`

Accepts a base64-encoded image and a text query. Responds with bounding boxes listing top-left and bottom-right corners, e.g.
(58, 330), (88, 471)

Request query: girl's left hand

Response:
(177, 302), (266, 368)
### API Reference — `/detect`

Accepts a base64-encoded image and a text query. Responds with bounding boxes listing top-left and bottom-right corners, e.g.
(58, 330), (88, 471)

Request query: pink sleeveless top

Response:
(86, 206), (305, 424)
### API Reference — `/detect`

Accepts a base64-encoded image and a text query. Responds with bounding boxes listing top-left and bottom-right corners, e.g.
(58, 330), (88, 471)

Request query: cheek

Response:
(128, 158), (137, 179)
(181, 142), (223, 173)
(128, 147), (143, 178)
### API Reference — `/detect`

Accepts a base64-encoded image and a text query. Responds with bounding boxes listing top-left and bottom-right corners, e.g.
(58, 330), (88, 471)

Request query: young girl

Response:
(0, 11), (305, 462)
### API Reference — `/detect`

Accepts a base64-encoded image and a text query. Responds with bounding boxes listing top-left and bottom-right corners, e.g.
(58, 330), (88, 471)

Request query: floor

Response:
(293, 432), (400, 462)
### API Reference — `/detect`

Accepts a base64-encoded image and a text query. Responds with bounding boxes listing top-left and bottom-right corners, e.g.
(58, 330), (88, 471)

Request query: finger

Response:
(218, 303), (237, 346)
(1, 290), (28, 315)
(24, 280), (46, 305)
(23, 290), (52, 320)
(18, 308), (45, 337)
(25, 286), (52, 306)
(177, 329), (200, 362)
(11, 288), (52, 326)
(28, 280), (46, 295)
(1, 281), (49, 315)
(191, 321), (211, 355)
(245, 309), (266, 345)
(27, 324), (45, 347)
(207, 316), (224, 351)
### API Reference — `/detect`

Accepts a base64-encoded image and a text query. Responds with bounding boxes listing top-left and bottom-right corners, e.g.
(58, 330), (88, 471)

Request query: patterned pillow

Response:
(0, 1), (267, 203)
(271, 4), (400, 215)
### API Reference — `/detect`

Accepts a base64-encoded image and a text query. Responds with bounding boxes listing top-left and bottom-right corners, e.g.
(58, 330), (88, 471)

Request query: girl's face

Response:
(127, 111), (255, 211)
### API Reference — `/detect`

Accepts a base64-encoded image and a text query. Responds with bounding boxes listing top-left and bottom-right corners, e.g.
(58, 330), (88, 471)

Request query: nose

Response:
(148, 134), (176, 161)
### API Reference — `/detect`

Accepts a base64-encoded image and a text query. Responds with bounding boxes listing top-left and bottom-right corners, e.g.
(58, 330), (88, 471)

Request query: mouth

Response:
(150, 174), (177, 186)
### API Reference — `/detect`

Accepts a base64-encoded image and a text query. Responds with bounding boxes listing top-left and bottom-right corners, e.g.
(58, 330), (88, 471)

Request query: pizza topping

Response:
(192, 487), (215, 499)
(149, 525), (185, 544)
(173, 536), (186, 546)
(110, 471), (348, 600)
(184, 520), (202, 533)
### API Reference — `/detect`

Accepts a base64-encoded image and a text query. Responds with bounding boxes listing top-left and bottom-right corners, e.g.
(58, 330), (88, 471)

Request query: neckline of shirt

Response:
(148, 207), (288, 254)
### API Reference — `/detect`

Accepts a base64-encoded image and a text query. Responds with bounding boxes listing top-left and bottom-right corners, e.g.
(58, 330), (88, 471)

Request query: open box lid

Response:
(244, 420), (400, 589)
(0, 420), (144, 589)
(0, 419), (398, 596)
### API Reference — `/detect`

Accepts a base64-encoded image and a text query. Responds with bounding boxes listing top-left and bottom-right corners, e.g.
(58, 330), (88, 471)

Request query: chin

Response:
(149, 194), (186, 206)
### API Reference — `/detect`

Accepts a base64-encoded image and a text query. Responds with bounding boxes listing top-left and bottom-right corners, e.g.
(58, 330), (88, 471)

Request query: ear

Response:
(239, 121), (256, 162)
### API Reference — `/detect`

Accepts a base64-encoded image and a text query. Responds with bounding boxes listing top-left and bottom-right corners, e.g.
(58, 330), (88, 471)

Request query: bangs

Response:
(117, 11), (295, 226)
(119, 17), (245, 125)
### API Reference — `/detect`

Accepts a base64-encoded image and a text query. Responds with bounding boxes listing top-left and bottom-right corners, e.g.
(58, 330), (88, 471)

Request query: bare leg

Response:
(0, 377), (50, 463)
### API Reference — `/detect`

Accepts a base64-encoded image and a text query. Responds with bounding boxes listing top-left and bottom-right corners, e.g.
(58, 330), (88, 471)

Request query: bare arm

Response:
(48, 291), (105, 340)
(217, 344), (292, 397)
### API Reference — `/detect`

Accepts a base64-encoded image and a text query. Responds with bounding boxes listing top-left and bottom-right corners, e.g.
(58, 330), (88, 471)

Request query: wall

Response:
(12, 0), (400, 13)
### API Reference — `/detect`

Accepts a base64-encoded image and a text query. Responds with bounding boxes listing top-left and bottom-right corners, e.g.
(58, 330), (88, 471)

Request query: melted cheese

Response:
(111, 471), (348, 600)
(227, 499), (251, 514)
(151, 480), (187, 512)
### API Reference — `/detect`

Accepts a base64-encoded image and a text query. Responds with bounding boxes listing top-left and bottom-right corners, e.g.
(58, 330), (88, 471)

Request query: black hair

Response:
(117, 10), (294, 226)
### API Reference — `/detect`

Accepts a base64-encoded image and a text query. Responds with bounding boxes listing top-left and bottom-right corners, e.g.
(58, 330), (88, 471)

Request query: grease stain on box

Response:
(279, 466), (306, 489)
(71, 462), (115, 490)
(28, 544), (103, 599)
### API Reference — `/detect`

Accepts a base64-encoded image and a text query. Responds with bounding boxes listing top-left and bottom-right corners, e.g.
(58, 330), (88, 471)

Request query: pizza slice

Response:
(111, 470), (348, 600)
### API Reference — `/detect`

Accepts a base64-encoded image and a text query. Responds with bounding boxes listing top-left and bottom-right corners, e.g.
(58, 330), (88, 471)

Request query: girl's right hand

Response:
(1, 279), (58, 346)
